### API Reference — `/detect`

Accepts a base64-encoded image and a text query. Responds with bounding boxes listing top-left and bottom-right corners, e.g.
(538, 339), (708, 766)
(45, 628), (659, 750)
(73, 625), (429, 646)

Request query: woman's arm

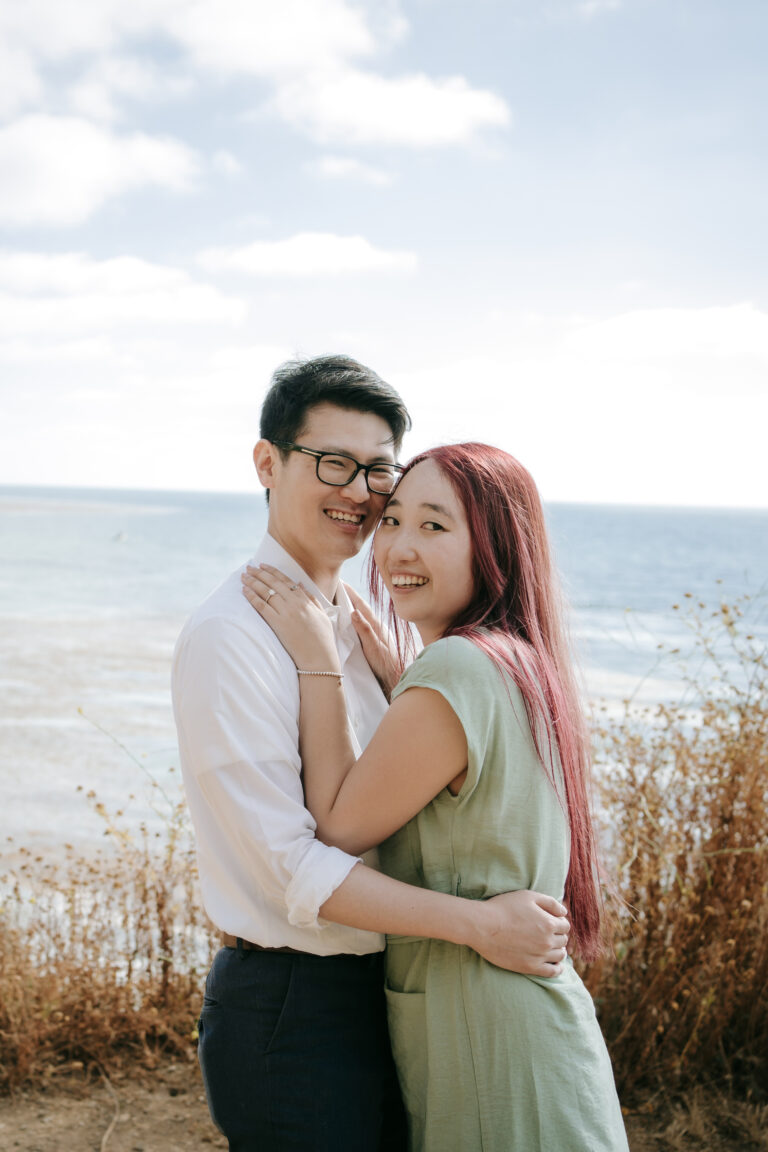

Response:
(242, 565), (468, 854)
(298, 678), (466, 854)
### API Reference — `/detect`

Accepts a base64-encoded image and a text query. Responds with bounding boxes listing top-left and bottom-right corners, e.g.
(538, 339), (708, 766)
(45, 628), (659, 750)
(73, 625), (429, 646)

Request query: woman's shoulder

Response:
(396, 634), (503, 694)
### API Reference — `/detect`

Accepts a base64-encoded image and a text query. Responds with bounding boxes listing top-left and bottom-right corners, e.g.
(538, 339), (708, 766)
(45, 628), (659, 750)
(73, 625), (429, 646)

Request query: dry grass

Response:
(624, 1086), (768, 1151)
(583, 594), (768, 1105)
(0, 784), (218, 1093)
(1, 594), (766, 1129)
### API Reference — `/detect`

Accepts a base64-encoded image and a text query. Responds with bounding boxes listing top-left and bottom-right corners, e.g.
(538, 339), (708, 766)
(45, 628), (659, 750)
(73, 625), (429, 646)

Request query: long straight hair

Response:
(369, 442), (602, 960)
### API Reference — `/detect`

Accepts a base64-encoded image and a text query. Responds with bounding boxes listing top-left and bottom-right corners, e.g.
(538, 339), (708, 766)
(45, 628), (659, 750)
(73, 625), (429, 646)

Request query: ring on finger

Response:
(289, 584), (299, 592)
(265, 588), (276, 603)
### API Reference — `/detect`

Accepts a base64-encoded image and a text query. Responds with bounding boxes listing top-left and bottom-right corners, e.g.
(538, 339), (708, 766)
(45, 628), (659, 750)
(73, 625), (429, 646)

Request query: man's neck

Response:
(265, 528), (341, 603)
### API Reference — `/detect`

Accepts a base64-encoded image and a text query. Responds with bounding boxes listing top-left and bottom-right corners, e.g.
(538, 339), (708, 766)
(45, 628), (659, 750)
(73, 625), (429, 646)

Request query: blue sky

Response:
(0, 0), (766, 505)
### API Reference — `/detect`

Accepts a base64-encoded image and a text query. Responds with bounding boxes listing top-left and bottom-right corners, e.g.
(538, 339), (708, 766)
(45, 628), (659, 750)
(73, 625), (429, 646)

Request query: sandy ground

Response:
(0, 1061), (226, 1152)
(3, 1059), (759, 1152)
(0, 1060), (667, 1152)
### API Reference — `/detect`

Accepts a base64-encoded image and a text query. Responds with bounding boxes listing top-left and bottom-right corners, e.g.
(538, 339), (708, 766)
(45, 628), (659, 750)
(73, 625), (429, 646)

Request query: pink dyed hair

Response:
(369, 442), (603, 960)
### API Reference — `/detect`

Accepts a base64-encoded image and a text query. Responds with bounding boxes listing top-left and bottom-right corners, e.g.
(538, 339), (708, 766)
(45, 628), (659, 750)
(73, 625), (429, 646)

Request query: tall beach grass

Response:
(583, 594), (768, 1102)
(0, 784), (218, 1092)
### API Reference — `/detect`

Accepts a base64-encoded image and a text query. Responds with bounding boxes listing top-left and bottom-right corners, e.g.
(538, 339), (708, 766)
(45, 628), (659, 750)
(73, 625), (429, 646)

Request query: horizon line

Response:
(1, 480), (766, 514)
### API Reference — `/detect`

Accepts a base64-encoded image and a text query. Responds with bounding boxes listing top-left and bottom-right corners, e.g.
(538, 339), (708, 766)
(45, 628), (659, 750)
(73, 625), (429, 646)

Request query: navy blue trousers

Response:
(198, 946), (406, 1151)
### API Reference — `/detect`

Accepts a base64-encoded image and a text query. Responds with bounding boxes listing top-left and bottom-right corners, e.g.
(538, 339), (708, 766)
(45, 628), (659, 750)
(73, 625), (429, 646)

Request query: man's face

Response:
(256, 403), (396, 584)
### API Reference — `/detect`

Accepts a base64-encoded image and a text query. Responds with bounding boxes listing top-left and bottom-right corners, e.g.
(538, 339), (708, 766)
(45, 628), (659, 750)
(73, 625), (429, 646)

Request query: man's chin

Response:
(323, 516), (372, 547)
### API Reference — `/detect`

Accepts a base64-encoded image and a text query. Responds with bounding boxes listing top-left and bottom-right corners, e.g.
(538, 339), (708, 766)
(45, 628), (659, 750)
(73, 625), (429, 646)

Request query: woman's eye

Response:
(423, 521), (444, 532)
(381, 515), (398, 526)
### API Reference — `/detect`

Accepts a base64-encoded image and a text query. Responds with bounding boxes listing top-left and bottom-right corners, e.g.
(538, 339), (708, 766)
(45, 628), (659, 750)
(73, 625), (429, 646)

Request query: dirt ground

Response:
(0, 1061), (226, 1152)
(0, 1060), (762, 1152)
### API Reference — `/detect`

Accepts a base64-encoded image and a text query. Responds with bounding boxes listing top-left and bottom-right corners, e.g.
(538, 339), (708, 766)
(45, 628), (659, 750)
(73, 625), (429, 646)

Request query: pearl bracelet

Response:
(296, 669), (344, 679)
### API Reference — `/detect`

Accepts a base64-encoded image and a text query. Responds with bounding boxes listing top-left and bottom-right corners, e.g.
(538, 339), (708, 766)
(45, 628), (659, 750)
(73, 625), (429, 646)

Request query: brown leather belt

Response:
(221, 932), (304, 955)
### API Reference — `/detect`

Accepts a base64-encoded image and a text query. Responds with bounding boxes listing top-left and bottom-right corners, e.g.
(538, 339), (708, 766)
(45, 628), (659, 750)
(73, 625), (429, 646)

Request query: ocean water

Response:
(1, 485), (766, 849)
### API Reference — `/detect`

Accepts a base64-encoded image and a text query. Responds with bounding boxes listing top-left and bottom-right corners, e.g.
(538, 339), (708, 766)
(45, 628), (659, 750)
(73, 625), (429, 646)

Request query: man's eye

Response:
(368, 466), (396, 480)
(324, 456), (350, 471)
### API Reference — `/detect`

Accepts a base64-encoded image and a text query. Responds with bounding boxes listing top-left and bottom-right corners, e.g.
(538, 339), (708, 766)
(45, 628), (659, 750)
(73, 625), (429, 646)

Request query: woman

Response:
(242, 443), (628, 1152)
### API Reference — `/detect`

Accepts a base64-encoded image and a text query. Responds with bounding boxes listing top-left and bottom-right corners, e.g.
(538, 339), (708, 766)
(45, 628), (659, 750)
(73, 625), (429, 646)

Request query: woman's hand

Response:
(345, 584), (402, 700)
(241, 564), (340, 672)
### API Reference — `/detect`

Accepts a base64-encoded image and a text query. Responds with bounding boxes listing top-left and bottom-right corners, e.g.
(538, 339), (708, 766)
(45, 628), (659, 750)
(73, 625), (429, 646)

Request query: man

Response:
(172, 355), (569, 1151)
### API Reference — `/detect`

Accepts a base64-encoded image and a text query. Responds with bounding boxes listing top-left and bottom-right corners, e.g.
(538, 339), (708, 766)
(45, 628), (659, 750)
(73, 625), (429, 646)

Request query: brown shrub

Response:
(0, 791), (218, 1093)
(583, 594), (768, 1101)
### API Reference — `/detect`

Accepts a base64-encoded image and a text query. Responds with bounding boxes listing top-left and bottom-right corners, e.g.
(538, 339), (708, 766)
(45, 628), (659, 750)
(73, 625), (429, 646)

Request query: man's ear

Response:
(253, 439), (280, 490)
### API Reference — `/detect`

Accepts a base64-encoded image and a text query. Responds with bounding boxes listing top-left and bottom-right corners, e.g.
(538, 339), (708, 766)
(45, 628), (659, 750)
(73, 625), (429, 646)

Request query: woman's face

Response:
(373, 458), (475, 645)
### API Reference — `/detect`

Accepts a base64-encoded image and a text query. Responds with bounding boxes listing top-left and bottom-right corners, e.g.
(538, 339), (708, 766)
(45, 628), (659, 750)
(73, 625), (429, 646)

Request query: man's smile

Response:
(324, 509), (366, 525)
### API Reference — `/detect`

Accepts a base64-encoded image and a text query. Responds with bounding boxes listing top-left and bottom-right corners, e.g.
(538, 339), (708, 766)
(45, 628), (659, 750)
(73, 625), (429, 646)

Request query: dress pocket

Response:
(384, 985), (428, 1134)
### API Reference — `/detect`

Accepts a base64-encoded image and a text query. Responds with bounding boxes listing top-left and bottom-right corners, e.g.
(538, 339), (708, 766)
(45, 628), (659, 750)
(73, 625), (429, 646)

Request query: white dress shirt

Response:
(172, 534), (388, 955)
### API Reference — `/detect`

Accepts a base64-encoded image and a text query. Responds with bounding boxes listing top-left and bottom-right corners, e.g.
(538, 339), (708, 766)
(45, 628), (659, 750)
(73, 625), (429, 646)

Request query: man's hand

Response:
(345, 584), (402, 699)
(468, 890), (570, 977)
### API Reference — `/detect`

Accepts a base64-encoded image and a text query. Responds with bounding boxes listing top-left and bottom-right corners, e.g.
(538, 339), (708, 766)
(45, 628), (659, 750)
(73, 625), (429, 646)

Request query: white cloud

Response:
(272, 69), (510, 147)
(0, 43), (43, 118)
(0, 335), (295, 491)
(0, 0), (380, 86)
(0, 2), (505, 154)
(0, 250), (183, 293)
(3, 300), (766, 505)
(208, 343), (296, 390)
(212, 149), (243, 177)
(175, 0), (377, 77)
(391, 303), (768, 506)
(315, 155), (394, 186)
(198, 232), (417, 276)
(0, 251), (246, 335)
(563, 303), (768, 377)
(0, 115), (199, 226)
(68, 56), (192, 123)
(576, 0), (622, 18)
(0, 336), (112, 364)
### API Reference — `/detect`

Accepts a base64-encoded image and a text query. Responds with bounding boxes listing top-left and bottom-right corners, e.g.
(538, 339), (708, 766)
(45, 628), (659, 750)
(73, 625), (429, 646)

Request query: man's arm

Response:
(324, 864), (569, 976)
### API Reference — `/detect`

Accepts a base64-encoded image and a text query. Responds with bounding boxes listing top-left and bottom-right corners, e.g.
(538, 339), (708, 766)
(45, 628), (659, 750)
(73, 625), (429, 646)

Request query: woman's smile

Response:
(390, 573), (430, 588)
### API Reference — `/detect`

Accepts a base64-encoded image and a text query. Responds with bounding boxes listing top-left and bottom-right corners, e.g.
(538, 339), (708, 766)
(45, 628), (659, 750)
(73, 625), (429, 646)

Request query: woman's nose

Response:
(389, 528), (419, 560)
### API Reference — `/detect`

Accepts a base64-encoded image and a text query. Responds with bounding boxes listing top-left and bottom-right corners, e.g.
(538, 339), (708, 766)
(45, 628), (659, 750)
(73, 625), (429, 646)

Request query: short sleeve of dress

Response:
(392, 635), (533, 799)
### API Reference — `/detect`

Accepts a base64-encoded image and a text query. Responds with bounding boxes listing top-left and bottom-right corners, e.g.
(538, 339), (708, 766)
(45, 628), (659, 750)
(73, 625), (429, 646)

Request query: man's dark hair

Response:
(260, 355), (411, 455)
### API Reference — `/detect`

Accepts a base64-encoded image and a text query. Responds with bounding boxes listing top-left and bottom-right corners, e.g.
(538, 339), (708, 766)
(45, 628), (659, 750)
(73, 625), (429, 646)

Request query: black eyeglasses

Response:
(272, 440), (404, 495)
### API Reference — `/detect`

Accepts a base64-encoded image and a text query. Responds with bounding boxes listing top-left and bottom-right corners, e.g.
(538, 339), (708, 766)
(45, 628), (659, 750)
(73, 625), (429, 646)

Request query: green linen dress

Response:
(379, 636), (628, 1152)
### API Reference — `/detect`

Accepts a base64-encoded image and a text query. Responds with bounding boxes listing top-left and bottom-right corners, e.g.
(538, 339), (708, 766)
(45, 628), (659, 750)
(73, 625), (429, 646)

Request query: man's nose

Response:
(340, 469), (370, 502)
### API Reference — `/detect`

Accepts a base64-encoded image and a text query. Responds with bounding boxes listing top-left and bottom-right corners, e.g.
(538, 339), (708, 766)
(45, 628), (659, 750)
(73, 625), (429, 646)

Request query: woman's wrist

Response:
(293, 648), (342, 676)
(289, 643), (341, 675)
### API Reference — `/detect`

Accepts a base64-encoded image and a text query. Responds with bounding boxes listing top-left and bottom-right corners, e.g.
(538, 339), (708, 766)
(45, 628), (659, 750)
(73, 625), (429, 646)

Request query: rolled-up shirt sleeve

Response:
(173, 612), (364, 934)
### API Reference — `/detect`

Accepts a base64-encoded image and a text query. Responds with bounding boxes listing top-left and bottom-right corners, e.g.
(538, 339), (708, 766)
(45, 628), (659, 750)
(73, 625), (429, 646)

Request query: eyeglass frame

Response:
(270, 440), (405, 495)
